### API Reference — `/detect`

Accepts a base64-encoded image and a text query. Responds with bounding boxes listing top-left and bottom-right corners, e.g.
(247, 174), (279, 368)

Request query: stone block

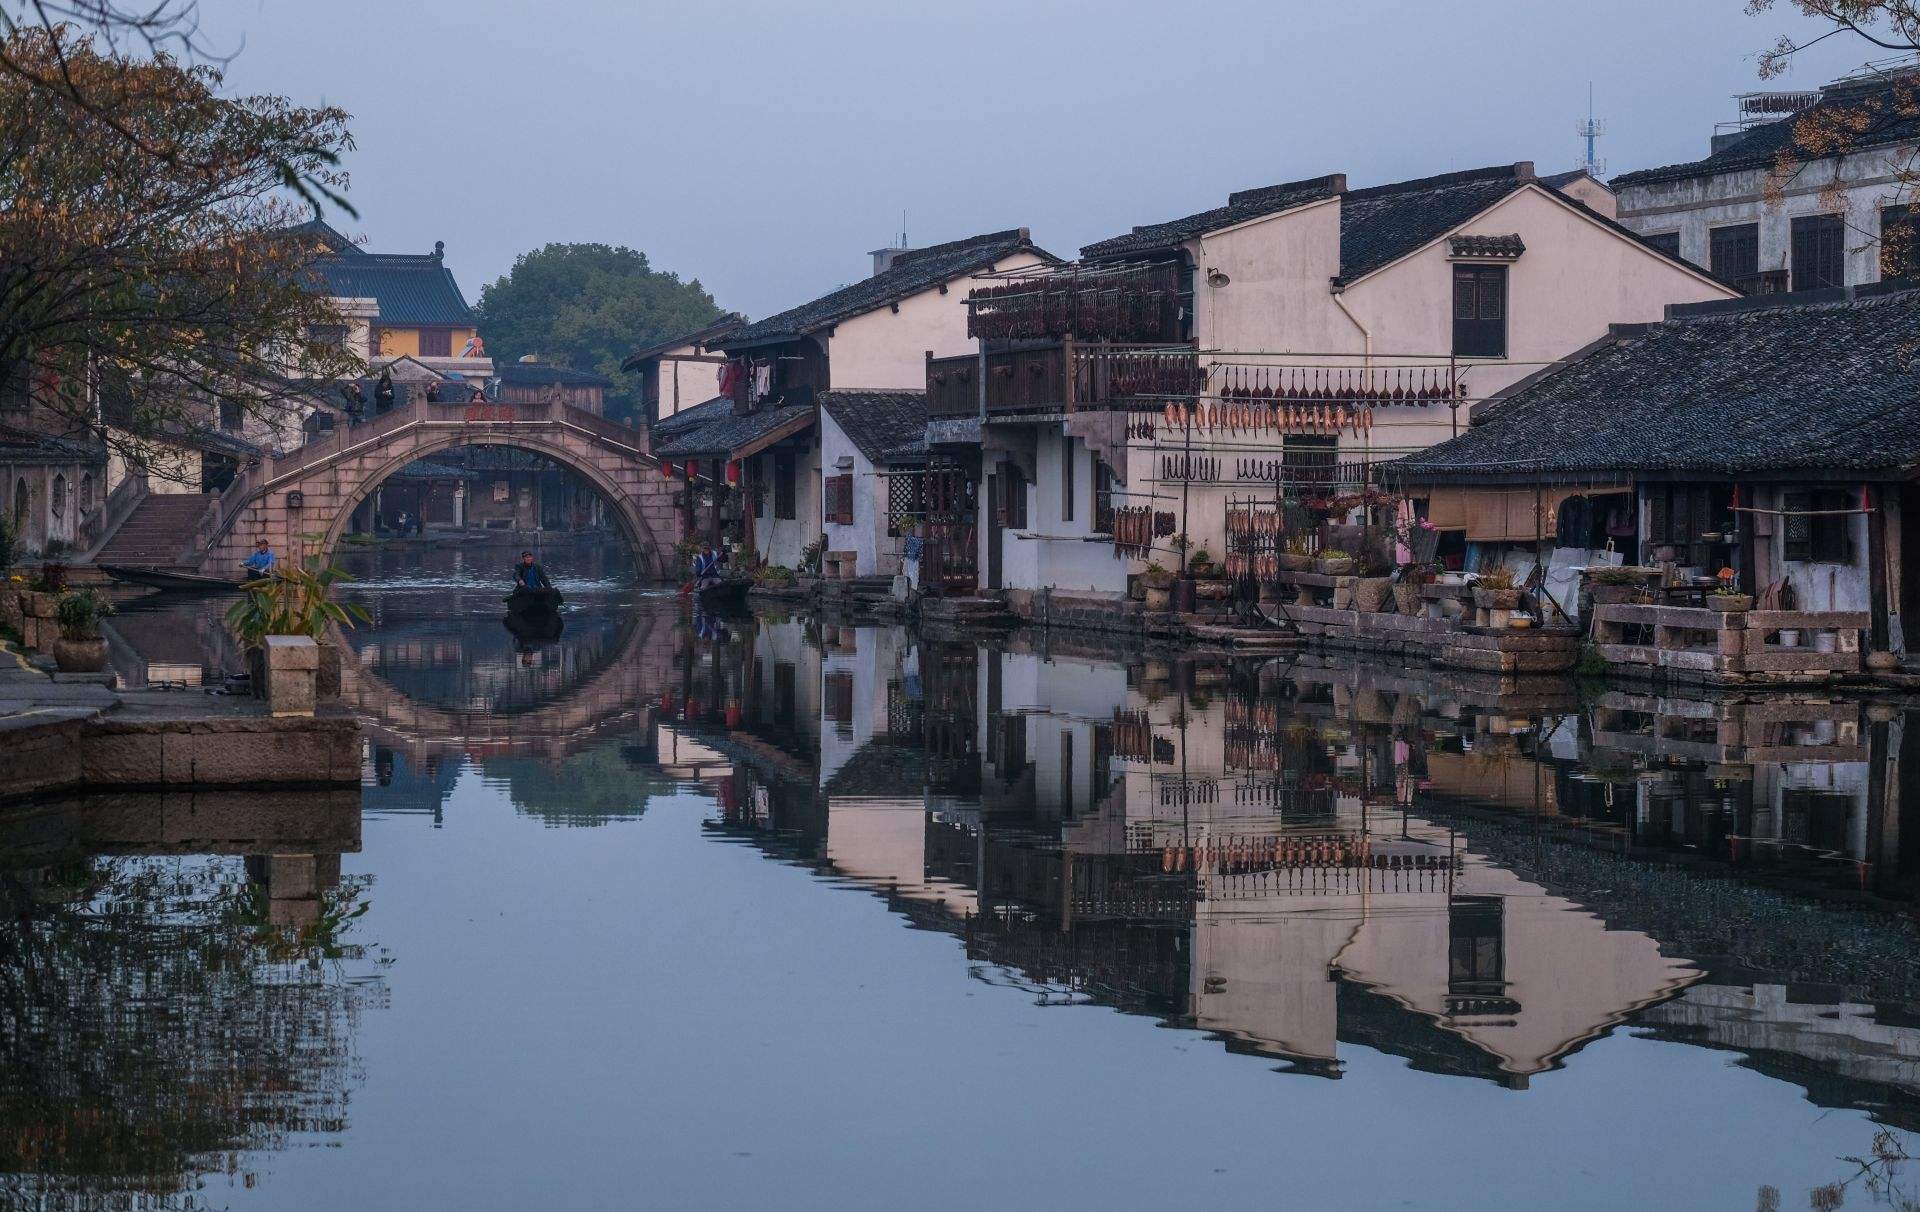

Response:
(265, 635), (319, 717)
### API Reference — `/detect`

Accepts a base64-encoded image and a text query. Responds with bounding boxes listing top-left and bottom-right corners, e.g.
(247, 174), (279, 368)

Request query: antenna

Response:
(1574, 82), (1606, 176)
(899, 209), (908, 250)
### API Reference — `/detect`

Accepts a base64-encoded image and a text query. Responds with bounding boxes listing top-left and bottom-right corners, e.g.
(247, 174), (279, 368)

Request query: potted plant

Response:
(1391, 569), (1424, 616)
(1142, 562), (1175, 612)
(52, 588), (113, 672)
(226, 553), (371, 697)
(1472, 565), (1521, 610)
(1278, 535), (1313, 573)
(1587, 564), (1652, 605)
(1706, 566), (1750, 612)
(1314, 548), (1354, 576)
(1353, 552), (1393, 612)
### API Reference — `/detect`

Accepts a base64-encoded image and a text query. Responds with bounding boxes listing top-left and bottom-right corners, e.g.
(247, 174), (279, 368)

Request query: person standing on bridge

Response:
(242, 539), (276, 578)
(514, 551), (553, 592)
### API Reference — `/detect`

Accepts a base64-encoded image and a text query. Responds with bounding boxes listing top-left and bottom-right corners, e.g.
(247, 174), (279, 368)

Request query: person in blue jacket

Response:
(514, 551), (553, 591)
(242, 539), (276, 577)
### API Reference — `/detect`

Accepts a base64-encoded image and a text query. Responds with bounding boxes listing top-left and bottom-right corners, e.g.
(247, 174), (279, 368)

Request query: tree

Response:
(0, 25), (361, 469)
(1748, 2), (1920, 265)
(475, 243), (722, 423)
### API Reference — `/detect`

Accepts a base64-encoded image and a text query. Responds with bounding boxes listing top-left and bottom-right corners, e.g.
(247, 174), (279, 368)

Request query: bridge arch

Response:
(195, 400), (682, 578)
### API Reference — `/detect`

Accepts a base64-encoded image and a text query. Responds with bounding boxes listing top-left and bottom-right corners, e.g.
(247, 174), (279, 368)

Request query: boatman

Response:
(514, 551), (553, 591)
(242, 539), (276, 577)
(691, 544), (722, 591)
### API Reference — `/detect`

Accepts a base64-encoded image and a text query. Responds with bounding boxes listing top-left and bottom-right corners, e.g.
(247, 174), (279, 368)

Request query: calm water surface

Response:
(10, 543), (1920, 1209)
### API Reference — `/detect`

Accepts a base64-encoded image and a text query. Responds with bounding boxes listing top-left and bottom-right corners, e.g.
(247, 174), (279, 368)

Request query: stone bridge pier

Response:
(193, 400), (683, 577)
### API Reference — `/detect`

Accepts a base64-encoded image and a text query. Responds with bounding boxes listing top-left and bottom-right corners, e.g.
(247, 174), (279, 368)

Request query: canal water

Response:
(9, 544), (1920, 1209)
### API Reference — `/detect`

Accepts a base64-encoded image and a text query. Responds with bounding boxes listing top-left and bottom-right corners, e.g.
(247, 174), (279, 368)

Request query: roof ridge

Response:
(1226, 173), (1349, 207)
(890, 228), (1028, 267)
(1343, 162), (1533, 199)
(1668, 280), (1920, 324)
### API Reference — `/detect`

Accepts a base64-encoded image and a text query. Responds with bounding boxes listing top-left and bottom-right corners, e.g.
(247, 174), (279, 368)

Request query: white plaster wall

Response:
(1001, 430), (1128, 594)
(655, 341), (727, 419)
(818, 408), (900, 577)
(825, 252), (1051, 390)
(1746, 484), (1873, 612)
(751, 442), (819, 571)
(1616, 144), (1911, 287)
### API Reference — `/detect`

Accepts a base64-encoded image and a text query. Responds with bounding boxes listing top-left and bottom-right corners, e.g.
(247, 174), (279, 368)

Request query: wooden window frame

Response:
(1000, 464), (1027, 530)
(1451, 264), (1507, 359)
(1782, 488), (1854, 564)
(1790, 214), (1846, 292)
(417, 328), (453, 358)
(1709, 222), (1759, 284)
(823, 472), (854, 526)
(773, 450), (796, 520)
(1644, 232), (1682, 261)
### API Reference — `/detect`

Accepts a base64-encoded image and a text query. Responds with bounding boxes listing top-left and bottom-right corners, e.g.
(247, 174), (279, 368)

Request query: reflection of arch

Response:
(321, 434), (654, 570)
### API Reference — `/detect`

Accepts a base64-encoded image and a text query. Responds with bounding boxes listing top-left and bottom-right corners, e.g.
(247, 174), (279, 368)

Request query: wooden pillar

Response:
(708, 458), (724, 549)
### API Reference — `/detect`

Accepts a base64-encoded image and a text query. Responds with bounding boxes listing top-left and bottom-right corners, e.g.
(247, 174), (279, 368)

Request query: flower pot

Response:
(52, 636), (107, 673)
(1278, 553), (1313, 573)
(1144, 586), (1171, 612)
(1314, 557), (1354, 576)
(1392, 584), (1422, 615)
(1473, 587), (1520, 610)
(1706, 594), (1752, 613)
(1353, 576), (1392, 612)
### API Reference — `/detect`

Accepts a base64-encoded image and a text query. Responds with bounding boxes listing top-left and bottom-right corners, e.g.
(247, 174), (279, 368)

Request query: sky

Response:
(198, 0), (1877, 320)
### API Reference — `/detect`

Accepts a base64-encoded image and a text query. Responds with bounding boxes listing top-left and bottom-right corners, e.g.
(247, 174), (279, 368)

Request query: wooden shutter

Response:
(1791, 215), (1845, 291)
(1001, 465), (1027, 529)
(1451, 266), (1506, 358)
(1709, 224), (1759, 283)
(824, 473), (853, 525)
(418, 328), (452, 357)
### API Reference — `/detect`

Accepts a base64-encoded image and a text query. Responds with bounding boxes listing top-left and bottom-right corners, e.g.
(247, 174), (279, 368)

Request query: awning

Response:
(1423, 483), (1631, 542)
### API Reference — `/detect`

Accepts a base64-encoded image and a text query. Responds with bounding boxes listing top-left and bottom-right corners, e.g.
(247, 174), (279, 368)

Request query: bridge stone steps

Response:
(94, 494), (213, 567)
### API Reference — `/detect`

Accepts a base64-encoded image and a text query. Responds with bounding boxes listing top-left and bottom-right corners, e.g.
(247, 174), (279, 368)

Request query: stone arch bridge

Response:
(189, 397), (681, 576)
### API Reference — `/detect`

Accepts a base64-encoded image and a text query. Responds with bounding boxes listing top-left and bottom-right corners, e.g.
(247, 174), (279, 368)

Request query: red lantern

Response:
(726, 460), (741, 485)
(661, 461), (676, 479)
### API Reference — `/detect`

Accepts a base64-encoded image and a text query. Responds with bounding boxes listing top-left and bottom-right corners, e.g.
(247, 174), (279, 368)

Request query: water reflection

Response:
(0, 789), (379, 1208)
(674, 617), (1920, 1123)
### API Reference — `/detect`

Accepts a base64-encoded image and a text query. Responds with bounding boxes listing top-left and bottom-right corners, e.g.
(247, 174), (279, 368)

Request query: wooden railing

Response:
(925, 341), (1198, 419)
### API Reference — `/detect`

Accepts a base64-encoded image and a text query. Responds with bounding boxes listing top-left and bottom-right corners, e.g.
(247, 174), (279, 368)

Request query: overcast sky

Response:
(201, 0), (1873, 319)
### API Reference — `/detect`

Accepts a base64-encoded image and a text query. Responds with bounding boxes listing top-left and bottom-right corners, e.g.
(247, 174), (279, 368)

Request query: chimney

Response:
(1511, 161), (1536, 182)
(870, 246), (913, 277)
(1710, 131), (1746, 155)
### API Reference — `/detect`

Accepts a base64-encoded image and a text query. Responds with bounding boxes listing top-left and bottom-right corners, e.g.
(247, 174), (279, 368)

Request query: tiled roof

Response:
(823, 740), (928, 798)
(1613, 72), (1920, 188)
(495, 361), (612, 388)
(650, 394), (731, 439)
(1392, 283), (1920, 480)
(1080, 174), (1347, 260)
(715, 230), (1051, 348)
(620, 314), (746, 370)
(312, 253), (474, 326)
(653, 402), (813, 461)
(819, 390), (927, 466)
(1338, 164), (1532, 281)
(0, 424), (104, 465)
(1449, 233), (1526, 259)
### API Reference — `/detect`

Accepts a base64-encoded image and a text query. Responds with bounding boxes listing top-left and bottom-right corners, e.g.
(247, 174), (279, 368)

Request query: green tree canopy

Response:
(475, 243), (722, 422)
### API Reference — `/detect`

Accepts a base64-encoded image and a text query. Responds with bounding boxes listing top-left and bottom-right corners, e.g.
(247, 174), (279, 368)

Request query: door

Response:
(1901, 484), (1920, 653)
(985, 471), (1003, 592)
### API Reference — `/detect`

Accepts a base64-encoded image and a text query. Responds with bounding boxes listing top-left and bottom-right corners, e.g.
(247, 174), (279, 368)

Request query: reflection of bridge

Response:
(188, 397), (680, 575)
(337, 602), (688, 763)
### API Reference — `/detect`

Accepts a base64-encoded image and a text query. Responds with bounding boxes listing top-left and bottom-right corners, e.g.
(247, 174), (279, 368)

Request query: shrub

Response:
(55, 588), (113, 641)
(1588, 565), (1651, 586)
(226, 556), (370, 646)
(1477, 565), (1516, 591)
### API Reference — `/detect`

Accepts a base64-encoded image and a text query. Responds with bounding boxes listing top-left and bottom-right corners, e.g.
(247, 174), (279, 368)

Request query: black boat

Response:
(694, 577), (751, 612)
(503, 585), (564, 615)
(99, 564), (245, 593)
(503, 609), (564, 643)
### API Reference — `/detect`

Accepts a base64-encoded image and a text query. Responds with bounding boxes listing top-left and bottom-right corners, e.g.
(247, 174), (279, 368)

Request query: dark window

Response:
(1709, 223), (1759, 284)
(999, 464), (1027, 530)
(823, 473), (853, 526)
(886, 471), (923, 538)
(1093, 459), (1114, 534)
(1282, 434), (1338, 490)
(418, 328), (453, 358)
(1644, 232), (1682, 260)
(774, 661), (795, 722)
(1882, 204), (1920, 281)
(773, 451), (796, 520)
(1448, 897), (1506, 994)
(1060, 732), (1074, 818)
(1451, 265), (1506, 358)
(1061, 437), (1075, 523)
(1782, 488), (1854, 564)
(1790, 214), (1846, 291)
(824, 672), (854, 727)
(309, 324), (348, 352)
(218, 401), (243, 432)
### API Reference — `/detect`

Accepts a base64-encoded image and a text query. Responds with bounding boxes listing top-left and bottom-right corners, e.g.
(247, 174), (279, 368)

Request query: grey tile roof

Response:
(1613, 72), (1920, 188)
(819, 390), (927, 466)
(650, 394), (731, 439)
(1337, 164), (1532, 281)
(1080, 174), (1348, 260)
(1393, 283), (1920, 480)
(715, 230), (1051, 348)
(312, 253), (474, 326)
(620, 314), (745, 370)
(824, 739), (928, 798)
(495, 361), (612, 388)
(653, 402), (813, 461)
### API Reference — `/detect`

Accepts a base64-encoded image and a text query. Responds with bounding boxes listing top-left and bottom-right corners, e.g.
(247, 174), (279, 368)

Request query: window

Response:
(1644, 232), (1682, 260)
(773, 451), (796, 520)
(1060, 732), (1074, 817)
(824, 672), (854, 728)
(418, 328), (453, 358)
(1282, 434), (1338, 491)
(1709, 222), (1759, 284)
(823, 472), (853, 526)
(774, 661), (795, 722)
(1093, 459), (1114, 534)
(1061, 437), (1076, 523)
(999, 464), (1026, 529)
(79, 473), (92, 512)
(886, 470), (923, 538)
(219, 400), (243, 432)
(49, 474), (64, 518)
(1791, 214), (1846, 291)
(1882, 204), (1920, 281)
(1451, 265), (1506, 358)
(309, 323), (348, 352)
(1782, 488), (1854, 564)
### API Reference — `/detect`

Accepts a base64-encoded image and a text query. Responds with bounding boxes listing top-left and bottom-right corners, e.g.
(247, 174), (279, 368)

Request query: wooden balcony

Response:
(926, 341), (1199, 420)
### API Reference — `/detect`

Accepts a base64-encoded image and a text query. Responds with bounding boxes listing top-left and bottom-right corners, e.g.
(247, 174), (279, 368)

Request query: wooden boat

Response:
(503, 610), (564, 642)
(99, 564), (245, 593)
(503, 585), (564, 615)
(694, 577), (752, 612)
